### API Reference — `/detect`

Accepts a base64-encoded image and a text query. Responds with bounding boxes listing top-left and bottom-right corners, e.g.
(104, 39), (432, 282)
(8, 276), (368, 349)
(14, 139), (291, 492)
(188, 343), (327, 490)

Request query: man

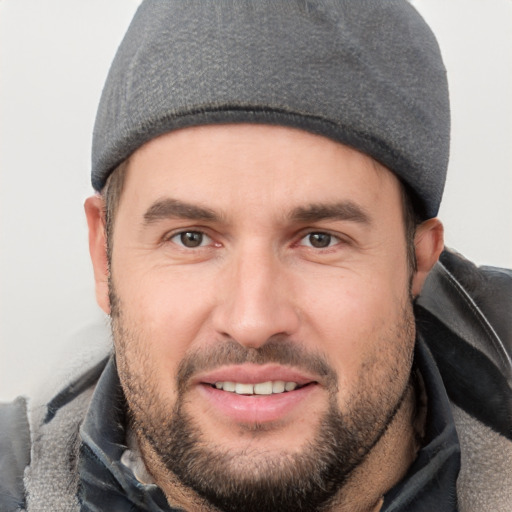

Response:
(1, 1), (511, 511)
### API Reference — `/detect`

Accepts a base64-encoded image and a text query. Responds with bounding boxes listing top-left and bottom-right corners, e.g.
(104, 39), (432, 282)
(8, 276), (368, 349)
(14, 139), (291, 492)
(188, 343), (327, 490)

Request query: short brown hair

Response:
(101, 159), (129, 263)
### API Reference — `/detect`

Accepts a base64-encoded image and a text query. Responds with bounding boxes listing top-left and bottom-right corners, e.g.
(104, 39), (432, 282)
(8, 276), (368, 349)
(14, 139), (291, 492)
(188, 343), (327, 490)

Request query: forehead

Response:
(117, 123), (402, 220)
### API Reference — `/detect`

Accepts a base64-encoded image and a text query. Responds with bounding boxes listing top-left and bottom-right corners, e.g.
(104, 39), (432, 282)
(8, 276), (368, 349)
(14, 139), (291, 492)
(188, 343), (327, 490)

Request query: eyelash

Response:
(297, 231), (343, 249)
(164, 229), (345, 251)
(166, 230), (215, 249)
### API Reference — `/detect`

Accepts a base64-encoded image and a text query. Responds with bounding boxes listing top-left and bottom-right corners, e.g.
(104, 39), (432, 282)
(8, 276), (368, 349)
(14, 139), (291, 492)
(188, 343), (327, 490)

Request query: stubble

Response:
(111, 287), (416, 512)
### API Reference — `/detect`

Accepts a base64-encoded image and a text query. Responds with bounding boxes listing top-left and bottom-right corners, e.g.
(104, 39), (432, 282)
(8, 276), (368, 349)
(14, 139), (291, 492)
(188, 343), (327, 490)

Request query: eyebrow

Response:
(142, 198), (371, 226)
(289, 201), (371, 225)
(143, 198), (219, 224)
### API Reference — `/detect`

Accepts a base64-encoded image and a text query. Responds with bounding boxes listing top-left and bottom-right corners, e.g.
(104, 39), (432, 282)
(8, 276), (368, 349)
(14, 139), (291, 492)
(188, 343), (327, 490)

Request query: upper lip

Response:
(192, 363), (320, 387)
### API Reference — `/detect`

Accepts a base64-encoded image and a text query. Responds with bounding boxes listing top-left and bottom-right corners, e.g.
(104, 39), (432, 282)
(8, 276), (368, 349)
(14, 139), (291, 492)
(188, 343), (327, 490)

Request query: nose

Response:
(211, 243), (300, 348)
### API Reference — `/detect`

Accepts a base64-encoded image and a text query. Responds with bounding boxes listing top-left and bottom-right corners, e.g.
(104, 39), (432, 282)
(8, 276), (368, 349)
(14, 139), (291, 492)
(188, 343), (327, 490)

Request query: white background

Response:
(1, 0), (511, 401)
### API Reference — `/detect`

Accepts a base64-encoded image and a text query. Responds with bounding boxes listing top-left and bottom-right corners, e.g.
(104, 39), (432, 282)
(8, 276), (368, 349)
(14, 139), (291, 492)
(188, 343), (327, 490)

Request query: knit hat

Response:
(92, 0), (450, 219)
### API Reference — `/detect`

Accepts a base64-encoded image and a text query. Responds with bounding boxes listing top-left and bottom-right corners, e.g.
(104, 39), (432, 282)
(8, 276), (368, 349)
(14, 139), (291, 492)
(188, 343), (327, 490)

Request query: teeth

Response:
(222, 382), (236, 392)
(235, 383), (254, 395)
(213, 380), (299, 395)
(285, 382), (297, 392)
(253, 381), (273, 395)
(272, 381), (285, 393)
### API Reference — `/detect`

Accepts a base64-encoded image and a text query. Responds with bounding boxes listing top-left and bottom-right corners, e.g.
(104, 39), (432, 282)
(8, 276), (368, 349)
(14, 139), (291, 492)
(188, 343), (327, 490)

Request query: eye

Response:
(170, 231), (212, 248)
(299, 232), (340, 249)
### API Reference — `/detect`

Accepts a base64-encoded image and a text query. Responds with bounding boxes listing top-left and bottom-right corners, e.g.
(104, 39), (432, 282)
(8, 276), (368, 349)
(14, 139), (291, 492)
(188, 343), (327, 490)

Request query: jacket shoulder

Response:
(418, 249), (512, 377)
(416, 249), (512, 439)
(0, 396), (31, 511)
(439, 249), (512, 358)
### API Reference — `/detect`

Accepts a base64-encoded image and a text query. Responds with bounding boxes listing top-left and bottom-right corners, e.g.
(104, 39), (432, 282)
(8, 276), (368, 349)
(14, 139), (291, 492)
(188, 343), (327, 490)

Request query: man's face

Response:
(103, 124), (420, 511)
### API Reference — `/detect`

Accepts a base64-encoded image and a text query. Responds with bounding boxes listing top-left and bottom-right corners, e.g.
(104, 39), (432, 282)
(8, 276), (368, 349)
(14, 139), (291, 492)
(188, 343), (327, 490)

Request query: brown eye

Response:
(301, 232), (338, 248)
(172, 231), (209, 248)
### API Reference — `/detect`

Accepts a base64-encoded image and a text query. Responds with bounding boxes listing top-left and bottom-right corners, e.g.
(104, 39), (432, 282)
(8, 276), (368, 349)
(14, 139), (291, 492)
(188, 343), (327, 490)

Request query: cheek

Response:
(112, 268), (219, 398)
(115, 263), (217, 336)
(297, 268), (413, 395)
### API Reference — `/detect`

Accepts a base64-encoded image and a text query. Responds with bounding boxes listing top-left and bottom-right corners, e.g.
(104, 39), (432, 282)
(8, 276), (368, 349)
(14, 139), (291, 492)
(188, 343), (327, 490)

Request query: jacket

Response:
(1, 250), (511, 511)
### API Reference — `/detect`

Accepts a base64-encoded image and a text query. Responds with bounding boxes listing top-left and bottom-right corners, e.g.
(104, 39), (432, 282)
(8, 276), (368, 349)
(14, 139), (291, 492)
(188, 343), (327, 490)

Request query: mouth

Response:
(211, 380), (308, 395)
(194, 365), (322, 424)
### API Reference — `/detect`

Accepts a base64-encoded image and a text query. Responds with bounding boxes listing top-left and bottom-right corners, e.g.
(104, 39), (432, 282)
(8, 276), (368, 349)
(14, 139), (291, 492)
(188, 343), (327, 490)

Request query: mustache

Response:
(176, 337), (338, 392)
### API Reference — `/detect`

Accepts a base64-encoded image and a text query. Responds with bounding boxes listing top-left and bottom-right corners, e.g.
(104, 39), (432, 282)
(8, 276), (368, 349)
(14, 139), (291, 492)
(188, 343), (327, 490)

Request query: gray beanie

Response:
(92, 0), (450, 219)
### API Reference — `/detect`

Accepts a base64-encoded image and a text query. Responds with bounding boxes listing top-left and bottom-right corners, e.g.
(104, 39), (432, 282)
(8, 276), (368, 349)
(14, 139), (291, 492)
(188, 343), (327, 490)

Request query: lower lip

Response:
(197, 383), (319, 424)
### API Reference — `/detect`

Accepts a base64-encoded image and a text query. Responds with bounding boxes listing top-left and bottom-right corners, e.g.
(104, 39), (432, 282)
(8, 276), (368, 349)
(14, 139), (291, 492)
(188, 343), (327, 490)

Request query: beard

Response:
(111, 289), (416, 512)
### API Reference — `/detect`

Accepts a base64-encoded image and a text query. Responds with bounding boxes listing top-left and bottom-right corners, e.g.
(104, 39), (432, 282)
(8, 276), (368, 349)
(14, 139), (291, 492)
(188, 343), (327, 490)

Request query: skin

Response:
(85, 124), (444, 511)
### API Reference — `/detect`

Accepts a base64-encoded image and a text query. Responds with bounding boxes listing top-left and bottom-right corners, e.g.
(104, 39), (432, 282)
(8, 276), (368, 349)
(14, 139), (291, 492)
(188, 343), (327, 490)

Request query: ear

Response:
(411, 218), (444, 297)
(84, 195), (110, 314)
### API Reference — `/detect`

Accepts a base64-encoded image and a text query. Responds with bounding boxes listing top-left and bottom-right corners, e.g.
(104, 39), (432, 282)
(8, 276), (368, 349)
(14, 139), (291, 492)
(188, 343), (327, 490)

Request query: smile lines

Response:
(212, 380), (303, 395)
